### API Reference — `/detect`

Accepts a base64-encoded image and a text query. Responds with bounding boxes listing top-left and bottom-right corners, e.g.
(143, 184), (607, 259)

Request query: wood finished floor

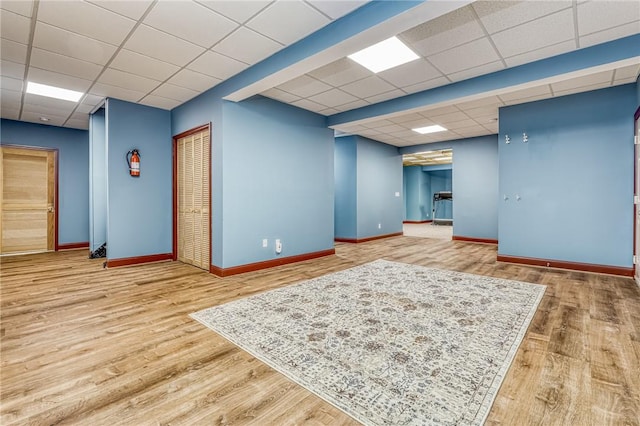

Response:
(1, 236), (639, 425)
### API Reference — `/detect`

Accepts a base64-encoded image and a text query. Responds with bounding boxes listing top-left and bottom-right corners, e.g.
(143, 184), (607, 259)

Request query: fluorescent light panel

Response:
(412, 125), (447, 134)
(26, 82), (83, 102)
(348, 36), (419, 73)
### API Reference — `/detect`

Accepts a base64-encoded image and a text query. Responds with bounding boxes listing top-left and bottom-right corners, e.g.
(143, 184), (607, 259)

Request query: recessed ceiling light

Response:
(27, 82), (83, 102)
(39, 117), (50, 122)
(412, 125), (447, 134)
(348, 36), (419, 73)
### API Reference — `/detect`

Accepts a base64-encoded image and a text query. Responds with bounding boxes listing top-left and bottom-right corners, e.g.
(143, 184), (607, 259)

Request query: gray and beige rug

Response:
(191, 260), (545, 425)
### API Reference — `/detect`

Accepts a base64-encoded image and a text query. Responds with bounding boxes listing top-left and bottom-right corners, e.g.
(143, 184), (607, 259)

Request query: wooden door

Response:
(1, 146), (56, 254)
(176, 127), (210, 270)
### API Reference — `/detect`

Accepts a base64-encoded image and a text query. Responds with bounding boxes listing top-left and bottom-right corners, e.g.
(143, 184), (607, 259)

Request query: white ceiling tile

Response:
(88, 0), (153, 20)
(151, 83), (199, 102)
(90, 83), (146, 103)
(378, 59), (442, 88)
(1, 75), (23, 91)
(306, 0), (368, 19)
(341, 76), (396, 98)
(291, 98), (326, 113)
(308, 58), (371, 87)
(427, 111), (470, 125)
(22, 93), (77, 111)
(401, 5), (486, 57)
(499, 85), (552, 102)
(333, 99), (369, 112)
(27, 67), (92, 92)
(196, 0), (271, 24)
(553, 81), (612, 98)
(363, 119), (394, 128)
(1, 38), (27, 63)
(319, 107), (339, 115)
(21, 112), (66, 126)
(448, 60), (505, 82)
(551, 70), (614, 92)
(247, 1), (330, 45)
(374, 123), (406, 134)
(30, 48), (102, 81)
(453, 126), (490, 138)
(188, 50), (249, 80)
(22, 100), (75, 117)
(139, 94), (181, 110)
(504, 40), (575, 68)
(501, 93), (554, 106)
(402, 76), (450, 94)
(38, 1), (136, 46)
(0, 9), (30, 44)
(388, 112), (427, 124)
(212, 27), (283, 64)
(0, 60), (24, 79)
(483, 123), (499, 134)
(308, 88), (359, 107)
(277, 75), (332, 98)
(1, 108), (20, 120)
(81, 94), (104, 106)
(144, 1), (238, 48)
(1, 88), (21, 108)
(125, 24), (205, 66)
(462, 105), (499, 120)
(33, 22), (117, 65)
(473, 1), (572, 34)
(579, 20), (640, 48)
(613, 64), (640, 81)
(98, 68), (160, 93)
(491, 9), (575, 58)
(446, 119), (480, 130)
(75, 102), (96, 114)
(429, 38), (501, 75)
(457, 96), (504, 110)
(365, 89), (405, 104)
(421, 105), (459, 117)
(168, 69), (221, 92)
(261, 87), (302, 103)
(578, 1), (640, 36)
(1, 0), (34, 17)
(110, 49), (180, 82)
(65, 118), (90, 130)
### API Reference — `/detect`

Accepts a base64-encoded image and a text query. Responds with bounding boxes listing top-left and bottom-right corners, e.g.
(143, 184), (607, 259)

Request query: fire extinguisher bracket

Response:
(126, 149), (141, 177)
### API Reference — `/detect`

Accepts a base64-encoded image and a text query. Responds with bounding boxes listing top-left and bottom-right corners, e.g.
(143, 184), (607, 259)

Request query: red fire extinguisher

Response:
(126, 149), (140, 177)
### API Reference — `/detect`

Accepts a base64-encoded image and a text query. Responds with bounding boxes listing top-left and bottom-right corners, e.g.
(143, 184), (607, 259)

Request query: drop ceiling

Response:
(0, 0), (638, 149)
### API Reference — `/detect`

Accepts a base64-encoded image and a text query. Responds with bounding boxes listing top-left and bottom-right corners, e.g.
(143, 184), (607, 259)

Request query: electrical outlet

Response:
(262, 239), (268, 248)
(378, 223), (381, 229)
(275, 239), (282, 254)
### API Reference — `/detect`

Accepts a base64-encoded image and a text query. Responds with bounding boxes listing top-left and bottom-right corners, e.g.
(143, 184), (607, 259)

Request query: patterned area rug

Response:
(191, 260), (545, 425)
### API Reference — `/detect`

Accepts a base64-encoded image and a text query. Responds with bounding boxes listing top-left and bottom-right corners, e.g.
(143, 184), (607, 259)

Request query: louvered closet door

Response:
(177, 129), (210, 270)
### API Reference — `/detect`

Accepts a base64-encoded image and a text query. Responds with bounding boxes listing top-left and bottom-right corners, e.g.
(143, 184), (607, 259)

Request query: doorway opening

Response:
(1, 145), (58, 255)
(172, 124), (211, 271)
(402, 149), (452, 240)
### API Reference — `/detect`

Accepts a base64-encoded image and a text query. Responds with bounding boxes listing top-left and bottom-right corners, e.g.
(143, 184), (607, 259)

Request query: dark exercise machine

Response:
(432, 191), (452, 225)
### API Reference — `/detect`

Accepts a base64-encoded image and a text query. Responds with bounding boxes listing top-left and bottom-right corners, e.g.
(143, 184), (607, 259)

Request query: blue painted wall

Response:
(105, 99), (172, 260)
(356, 136), (403, 238)
(401, 135), (499, 240)
(220, 97), (334, 267)
(0, 119), (89, 245)
(335, 136), (357, 238)
(89, 108), (106, 252)
(403, 166), (430, 221)
(498, 84), (635, 267)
